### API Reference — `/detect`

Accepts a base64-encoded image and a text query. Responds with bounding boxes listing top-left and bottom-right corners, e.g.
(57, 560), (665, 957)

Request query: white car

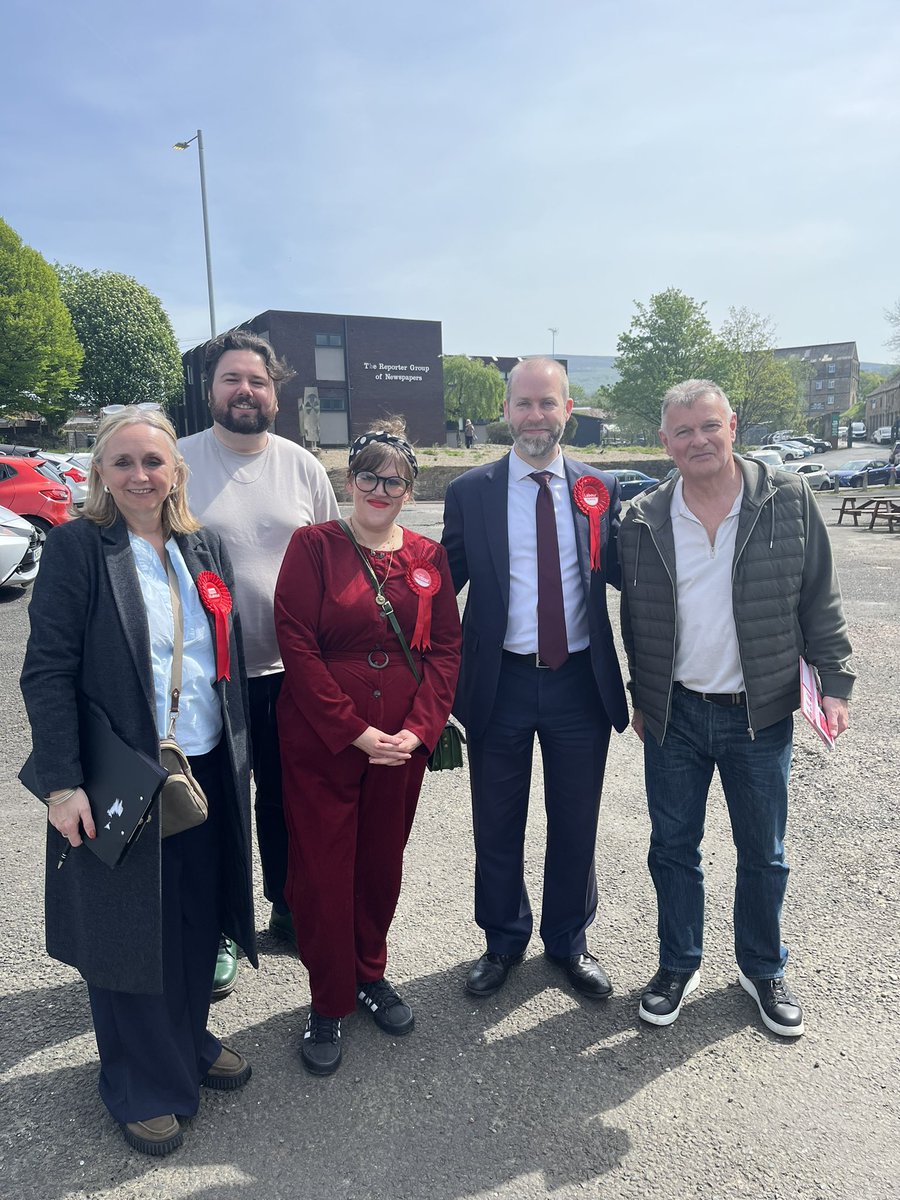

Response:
(782, 462), (832, 491)
(769, 442), (806, 461)
(744, 448), (785, 468)
(872, 427), (893, 446)
(0, 504), (41, 588)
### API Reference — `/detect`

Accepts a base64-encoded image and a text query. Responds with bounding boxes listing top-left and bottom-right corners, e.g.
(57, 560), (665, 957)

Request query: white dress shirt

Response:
(504, 449), (589, 654)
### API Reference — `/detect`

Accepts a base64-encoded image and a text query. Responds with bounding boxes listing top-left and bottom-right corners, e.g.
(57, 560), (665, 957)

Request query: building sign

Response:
(360, 360), (433, 384)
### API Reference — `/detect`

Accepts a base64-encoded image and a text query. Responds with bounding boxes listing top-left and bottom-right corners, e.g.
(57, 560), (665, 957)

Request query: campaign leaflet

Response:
(799, 657), (835, 750)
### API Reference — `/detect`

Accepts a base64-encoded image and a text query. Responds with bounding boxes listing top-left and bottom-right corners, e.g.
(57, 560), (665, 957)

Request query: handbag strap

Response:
(164, 551), (185, 738)
(338, 519), (421, 685)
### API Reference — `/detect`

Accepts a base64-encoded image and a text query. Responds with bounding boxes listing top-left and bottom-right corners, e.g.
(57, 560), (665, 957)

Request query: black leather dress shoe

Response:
(545, 951), (613, 999)
(465, 951), (524, 996)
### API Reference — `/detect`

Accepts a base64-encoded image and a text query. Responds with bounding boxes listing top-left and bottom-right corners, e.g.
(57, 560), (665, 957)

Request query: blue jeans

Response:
(643, 686), (793, 979)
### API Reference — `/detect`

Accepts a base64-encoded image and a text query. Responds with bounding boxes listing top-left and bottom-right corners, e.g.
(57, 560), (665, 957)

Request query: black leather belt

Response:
(676, 681), (745, 707)
(502, 648), (590, 669)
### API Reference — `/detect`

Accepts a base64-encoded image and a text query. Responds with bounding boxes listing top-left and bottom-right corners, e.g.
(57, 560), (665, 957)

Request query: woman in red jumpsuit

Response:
(274, 423), (461, 1075)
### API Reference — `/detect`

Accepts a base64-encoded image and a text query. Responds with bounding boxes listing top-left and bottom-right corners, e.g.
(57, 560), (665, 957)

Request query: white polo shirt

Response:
(671, 478), (745, 693)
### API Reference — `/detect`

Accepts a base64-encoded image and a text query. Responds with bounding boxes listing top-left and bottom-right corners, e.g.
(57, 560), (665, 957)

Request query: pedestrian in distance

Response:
(464, 418), (476, 449)
(274, 420), (461, 1076)
(442, 358), (628, 1002)
(179, 329), (339, 1001)
(619, 379), (854, 1037)
(20, 408), (257, 1156)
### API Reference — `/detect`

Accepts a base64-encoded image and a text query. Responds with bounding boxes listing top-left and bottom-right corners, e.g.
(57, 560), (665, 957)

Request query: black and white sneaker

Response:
(300, 1010), (342, 1075)
(638, 967), (700, 1026)
(738, 970), (804, 1037)
(357, 978), (415, 1035)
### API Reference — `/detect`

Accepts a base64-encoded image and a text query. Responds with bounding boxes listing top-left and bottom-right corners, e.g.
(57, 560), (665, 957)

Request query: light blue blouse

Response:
(129, 534), (222, 755)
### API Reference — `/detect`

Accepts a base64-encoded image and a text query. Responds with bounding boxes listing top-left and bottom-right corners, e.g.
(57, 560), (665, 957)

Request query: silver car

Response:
(37, 452), (89, 507)
(783, 462), (832, 491)
(0, 504), (41, 588)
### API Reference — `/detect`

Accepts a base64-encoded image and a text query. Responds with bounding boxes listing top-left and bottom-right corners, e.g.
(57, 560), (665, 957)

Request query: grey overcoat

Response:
(20, 515), (258, 994)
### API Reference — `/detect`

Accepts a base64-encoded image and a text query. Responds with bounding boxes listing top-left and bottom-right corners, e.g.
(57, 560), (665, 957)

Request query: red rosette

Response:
(197, 570), (233, 680)
(405, 560), (442, 650)
(572, 476), (610, 571)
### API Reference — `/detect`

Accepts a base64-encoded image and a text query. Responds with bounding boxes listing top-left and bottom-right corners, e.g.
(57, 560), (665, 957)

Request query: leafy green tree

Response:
(610, 288), (731, 431)
(719, 307), (805, 441)
(858, 369), (887, 404)
(0, 218), (83, 422)
(56, 267), (182, 410)
(442, 355), (505, 424)
(884, 299), (900, 359)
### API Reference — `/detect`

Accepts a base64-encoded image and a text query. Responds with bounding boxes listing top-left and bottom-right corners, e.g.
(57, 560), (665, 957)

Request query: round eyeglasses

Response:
(352, 470), (412, 498)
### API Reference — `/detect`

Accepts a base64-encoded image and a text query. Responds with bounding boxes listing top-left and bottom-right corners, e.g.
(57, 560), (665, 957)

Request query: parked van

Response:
(850, 421), (867, 440)
(873, 426), (893, 445)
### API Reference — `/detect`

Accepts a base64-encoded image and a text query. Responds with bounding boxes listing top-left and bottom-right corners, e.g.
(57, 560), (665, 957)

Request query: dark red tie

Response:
(529, 471), (568, 669)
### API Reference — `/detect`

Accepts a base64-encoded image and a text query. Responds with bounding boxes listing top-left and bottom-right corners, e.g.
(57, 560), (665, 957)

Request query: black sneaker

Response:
(738, 970), (804, 1037)
(638, 967), (700, 1026)
(357, 978), (415, 1035)
(300, 1010), (342, 1075)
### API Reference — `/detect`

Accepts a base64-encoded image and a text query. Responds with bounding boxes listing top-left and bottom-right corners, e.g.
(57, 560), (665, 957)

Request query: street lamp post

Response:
(173, 129), (217, 339)
(549, 327), (558, 358)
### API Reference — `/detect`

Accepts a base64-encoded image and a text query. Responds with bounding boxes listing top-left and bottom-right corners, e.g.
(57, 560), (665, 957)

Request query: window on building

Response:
(828, 379), (835, 389)
(315, 346), (345, 381)
(318, 388), (347, 412)
(315, 333), (343, 348)
(827, 363), (836, 374)
(815, 380), (823, 391)
(185, 363), (194, 384)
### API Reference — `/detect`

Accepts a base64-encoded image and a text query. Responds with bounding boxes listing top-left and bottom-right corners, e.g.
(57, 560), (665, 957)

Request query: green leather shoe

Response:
(211, 935), (238, 1001)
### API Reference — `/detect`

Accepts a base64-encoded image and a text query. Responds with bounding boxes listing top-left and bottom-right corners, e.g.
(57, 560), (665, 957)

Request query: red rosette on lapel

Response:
(405, 560), (442, 650)
(197, 571), (233, 680)
(572, 476), (610, 571)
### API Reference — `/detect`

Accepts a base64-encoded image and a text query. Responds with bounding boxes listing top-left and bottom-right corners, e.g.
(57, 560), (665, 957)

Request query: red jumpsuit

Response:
(274, 521), (461, 1016)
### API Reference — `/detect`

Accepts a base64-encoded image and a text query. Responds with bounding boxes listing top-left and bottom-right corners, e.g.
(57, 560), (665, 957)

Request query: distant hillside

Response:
(861, 361), (897, 376)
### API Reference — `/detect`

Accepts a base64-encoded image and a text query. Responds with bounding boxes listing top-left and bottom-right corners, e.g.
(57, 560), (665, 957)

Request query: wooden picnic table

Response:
(833, 494), (900, 530)
(865, 496), (900, 532)
(833, 495), (882, 526)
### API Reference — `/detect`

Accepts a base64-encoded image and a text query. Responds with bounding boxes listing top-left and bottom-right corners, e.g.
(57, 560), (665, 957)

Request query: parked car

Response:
(37, 452), (89, 507)
(781, 440), (815, 457)
(790, 436), (832, 454)
(765, 429), (797, 445)
(849, 421), (867, 441)
(782, 462), (832, 490)
(610, 469), (659, 500)
(744, 448), (784, 468)
(0, 504), (42, 588)
(0, 456), (72, 541)
(769, 442), (806, 461)
(828, 459), (892, 488)
(872, 427), (893, 446)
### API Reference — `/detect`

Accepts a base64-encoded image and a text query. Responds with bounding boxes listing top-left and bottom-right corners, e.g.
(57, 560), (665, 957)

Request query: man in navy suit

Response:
(442, 358), (628, 999)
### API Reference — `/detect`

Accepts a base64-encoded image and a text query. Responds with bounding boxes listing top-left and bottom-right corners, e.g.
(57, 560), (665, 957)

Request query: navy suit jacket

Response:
(442, 452), (629, 740)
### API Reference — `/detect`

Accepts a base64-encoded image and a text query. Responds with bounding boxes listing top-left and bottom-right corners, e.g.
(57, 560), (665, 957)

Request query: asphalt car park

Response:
(0, 493), (895, 1200)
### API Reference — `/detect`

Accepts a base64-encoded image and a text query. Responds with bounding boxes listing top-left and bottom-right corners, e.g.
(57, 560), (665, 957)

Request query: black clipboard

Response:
(19, 703), (167, 868)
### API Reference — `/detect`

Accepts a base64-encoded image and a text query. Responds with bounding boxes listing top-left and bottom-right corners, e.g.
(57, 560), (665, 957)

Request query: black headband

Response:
(348, 430), (419, 477)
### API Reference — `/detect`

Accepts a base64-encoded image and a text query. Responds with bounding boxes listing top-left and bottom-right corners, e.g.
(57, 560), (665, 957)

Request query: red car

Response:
(0, 456), (72, 540)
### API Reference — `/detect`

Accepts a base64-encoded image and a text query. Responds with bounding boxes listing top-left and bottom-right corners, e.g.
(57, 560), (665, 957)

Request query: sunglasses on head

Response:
(100, 403), (163, 416)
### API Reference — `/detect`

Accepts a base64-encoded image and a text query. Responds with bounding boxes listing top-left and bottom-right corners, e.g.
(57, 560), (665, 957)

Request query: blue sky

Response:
(3, 0), (899, 362)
